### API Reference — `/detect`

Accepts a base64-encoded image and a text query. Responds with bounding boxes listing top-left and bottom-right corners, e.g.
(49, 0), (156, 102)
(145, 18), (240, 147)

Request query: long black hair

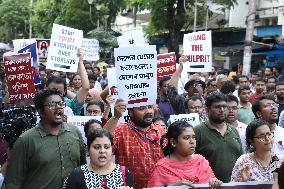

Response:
(161, 121), (193, 156)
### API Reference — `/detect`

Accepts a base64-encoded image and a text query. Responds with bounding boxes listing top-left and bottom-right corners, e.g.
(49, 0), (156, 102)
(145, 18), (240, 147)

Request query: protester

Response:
(104, 100), (165, 189)
(83, 119), (103, 138)
(237, 85), (255, 124)
(63, 129), (133, 189)
(70, 74), (82, 94)
(275, 82), (284, 120)
(249, 77), (266, 103)
(152, 116), (167, 127)
(5, 88), (86, 189)
(206, 79), (218, 96)
(147, 121), (222, 188)
(194, 91), (243, 182)
(252, 95), (284, 154)
(265, 66), (274, 81)
(187, 95), (206, 122)
(267, 76), (277, 89)
(231, 119), (283, 182)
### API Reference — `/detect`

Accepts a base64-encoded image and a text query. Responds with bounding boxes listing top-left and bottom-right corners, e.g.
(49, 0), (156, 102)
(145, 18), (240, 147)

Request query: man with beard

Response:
(104, 100), (165, 189)
(252, 95), (284, 154)
(194, 91), (243, 182)
(5, 89), (86, 189)
(249, 77), (266, 103)
(237, 86), (255, 124)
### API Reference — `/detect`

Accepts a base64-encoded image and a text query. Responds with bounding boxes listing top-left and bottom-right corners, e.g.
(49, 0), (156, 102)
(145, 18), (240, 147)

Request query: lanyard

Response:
(128, 121), (161, 145)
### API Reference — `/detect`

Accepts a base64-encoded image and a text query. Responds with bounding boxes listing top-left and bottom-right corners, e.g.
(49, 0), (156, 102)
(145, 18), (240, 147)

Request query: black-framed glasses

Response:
(43, 101), (66, 109)
(254, 132), (274, 140)
(192, 83), (203, 88)
(264, 103), (279, 109)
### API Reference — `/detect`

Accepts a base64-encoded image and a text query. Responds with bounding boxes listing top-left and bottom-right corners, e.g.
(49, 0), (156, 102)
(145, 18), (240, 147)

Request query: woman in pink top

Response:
(147, 121), (222, 188)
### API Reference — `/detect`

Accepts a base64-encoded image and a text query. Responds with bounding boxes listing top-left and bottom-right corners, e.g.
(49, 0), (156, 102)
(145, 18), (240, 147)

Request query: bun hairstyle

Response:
(161, 121), (193, 156)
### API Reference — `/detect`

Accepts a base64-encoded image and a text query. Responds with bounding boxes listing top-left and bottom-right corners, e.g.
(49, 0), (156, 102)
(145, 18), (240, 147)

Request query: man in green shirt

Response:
(194, 91), (243, 183)
(5, 88), (86, 189)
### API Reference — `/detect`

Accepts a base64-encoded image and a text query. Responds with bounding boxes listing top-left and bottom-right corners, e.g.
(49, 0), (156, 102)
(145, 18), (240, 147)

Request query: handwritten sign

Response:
(67, 115), (101, 144)
(117, 28), (146, 46)
(157, 52), (176, 81)
(3, 53), (36, 104)
(82, 38), (100, 61)
(145, 181), (272, 189)
(183, 31), (212, 72)
(169, 113), (200, 126)
(114, 45), (157, 108)
(37, 39), (50, 66)
(47, 23), (83, 72)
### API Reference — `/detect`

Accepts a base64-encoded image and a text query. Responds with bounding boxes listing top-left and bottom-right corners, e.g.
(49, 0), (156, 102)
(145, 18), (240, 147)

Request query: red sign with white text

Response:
(4, 53), (36, 104)
(157, 52), (176, 81)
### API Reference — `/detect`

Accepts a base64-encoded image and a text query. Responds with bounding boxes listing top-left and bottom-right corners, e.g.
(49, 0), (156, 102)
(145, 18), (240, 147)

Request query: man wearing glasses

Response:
(5, 88), (86, 189)
(252, 95), (284, 154)
(194, 91), (243, 183)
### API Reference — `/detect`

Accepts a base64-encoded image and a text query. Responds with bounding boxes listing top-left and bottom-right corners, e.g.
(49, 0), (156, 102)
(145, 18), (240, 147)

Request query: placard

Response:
(114, 45), (157, 108)
(145, 181), (272, 189)
(37, 39), (50, 66)
(67, 115), (101, 144)
(183, 31), (212, 72)
(117, 28), (146, 46)
(157, 52), (176, 81)
(169, 113), (200, 126)
(13, 39), (36, 52)
(47, 23), (83, 72)
(3, 53), (36, 104)
(81, 38), (100, 61)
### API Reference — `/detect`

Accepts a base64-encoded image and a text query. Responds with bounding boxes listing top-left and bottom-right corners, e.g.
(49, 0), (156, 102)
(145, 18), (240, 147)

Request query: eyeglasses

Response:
(227, 106), (238, 111)
(43, 101), (66, 109)
(86, 109), (101, 115)
(254, 132), (274, 140)
(211, 105), (228, 110)
(264, 103), (279, 109)
(192, 83), (203, 88)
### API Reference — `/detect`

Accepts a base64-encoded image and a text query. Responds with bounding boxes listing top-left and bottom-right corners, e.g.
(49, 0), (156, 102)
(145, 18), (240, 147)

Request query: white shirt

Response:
(273, 125), (284, 155)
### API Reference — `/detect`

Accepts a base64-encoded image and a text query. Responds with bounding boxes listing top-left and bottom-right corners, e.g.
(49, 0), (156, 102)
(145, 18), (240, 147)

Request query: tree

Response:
(0, 0), (30, 42)
(144, 0), (237, 57)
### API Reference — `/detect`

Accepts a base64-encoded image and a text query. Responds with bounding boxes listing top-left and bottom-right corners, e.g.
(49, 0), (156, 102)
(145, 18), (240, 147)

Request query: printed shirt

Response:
(113, 121), (165, 189)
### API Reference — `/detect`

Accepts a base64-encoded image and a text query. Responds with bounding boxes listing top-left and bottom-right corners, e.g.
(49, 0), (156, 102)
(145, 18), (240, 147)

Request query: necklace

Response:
(253, 153), (270, 170)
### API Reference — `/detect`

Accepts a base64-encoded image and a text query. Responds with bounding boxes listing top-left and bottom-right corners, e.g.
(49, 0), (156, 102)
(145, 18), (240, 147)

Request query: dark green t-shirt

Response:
(194, 121), (243, 182)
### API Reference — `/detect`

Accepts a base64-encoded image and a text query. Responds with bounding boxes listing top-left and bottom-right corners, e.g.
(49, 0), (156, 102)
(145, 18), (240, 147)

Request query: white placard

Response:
(67, 115), (101, 144)
(13, 39), (36, 52)
(81, 38), (100, 61)
(47, 23), (83, 72)
(169, 113), (200, 127)
(117, 28), (146, 46)
(183, 31), (212, 72)
(114, 45), (157, 108)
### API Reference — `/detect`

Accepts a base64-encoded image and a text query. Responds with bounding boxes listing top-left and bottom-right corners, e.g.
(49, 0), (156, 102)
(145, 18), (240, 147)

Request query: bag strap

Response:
(121, 165), (126, 186)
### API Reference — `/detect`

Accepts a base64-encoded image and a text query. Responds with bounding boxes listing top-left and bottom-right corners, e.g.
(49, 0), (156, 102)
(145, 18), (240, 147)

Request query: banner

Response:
(18, 42), (41, 85)
(114, 45), (157, 108)
(117, 28), (146, 46)
(67, 115), (101, 143)
(3, 53), (36, 104)
(13, 39), (36, 52)
(145, 181), (272, 189)
(81, 38), (100, 61)
(183, 31), (212, 72)
(37, 39), (50, 66)
(169, 113), (200, 127)
(157, 52), (176, 81)
(47, 23), (83, 72)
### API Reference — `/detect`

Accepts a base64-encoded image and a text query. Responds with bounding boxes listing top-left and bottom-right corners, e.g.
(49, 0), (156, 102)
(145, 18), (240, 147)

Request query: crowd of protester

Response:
(0, 50), (284, 189)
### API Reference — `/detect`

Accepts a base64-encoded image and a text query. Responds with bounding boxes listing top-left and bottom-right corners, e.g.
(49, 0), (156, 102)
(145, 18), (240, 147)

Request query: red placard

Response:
(4, 53), (36, 104)
(157, 52), (176, 81)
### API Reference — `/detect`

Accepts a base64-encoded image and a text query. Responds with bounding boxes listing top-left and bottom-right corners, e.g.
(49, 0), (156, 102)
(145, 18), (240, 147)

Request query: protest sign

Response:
(183, 31), (212, 72)
(18, 42), (41, 85)
(3, 53), (36, 104)
(37, 39), (50, 66)
(114, 45), (157, 108)
(47, 23), (83, 72)
(67, 115), (101, 144)
(13, 39), (36, 52)
(157, 52), (176, 81)
(145, 181), (272, 189)
(117, 28), (146, 46)
(81, 38), (100, 61)
(169, 113), (200, 126)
